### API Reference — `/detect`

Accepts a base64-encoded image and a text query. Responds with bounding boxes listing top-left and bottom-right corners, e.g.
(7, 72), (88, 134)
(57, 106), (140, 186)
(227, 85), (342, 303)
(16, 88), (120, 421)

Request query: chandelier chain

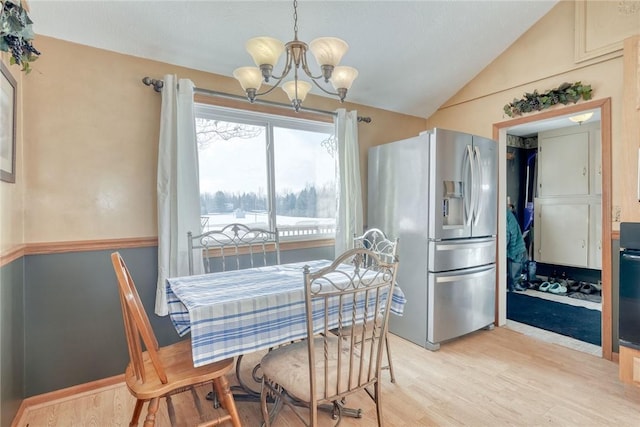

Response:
(293, 0), (299, 40)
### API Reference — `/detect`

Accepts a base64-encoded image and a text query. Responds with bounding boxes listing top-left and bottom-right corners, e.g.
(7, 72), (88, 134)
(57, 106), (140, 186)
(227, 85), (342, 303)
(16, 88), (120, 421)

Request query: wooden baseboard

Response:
(11, 375), (125, 427)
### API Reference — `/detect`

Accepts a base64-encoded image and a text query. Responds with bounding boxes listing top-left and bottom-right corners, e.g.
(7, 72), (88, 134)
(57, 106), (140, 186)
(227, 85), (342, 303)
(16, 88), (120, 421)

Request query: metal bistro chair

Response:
(187, 223), (281, 402)
(353, 228), (399, 383)
(188, 223), (280, 275)
(259, 247), (399, 427)
(110, 252), (241, 427)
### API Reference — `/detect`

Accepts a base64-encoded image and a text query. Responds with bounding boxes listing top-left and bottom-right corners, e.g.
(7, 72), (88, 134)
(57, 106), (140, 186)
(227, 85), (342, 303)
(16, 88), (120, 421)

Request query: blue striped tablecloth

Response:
(167, 260), (406, 367)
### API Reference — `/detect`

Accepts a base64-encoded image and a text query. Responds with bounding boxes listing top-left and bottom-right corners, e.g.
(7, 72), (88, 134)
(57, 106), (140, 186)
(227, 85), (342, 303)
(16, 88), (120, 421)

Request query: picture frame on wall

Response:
(1, 61), (17, 183)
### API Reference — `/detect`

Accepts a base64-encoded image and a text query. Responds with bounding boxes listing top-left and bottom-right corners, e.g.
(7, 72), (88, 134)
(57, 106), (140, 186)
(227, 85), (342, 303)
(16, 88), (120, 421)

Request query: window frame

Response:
(194, 102), (337, 242)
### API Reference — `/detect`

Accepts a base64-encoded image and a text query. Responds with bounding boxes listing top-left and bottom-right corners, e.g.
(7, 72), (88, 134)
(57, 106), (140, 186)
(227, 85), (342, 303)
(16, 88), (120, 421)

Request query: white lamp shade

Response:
(233, 67), (263, 91)
(245, 37), (285, 67)
(330, 66), (358, 90)
(282, 80), (312, 102)
(309, 37), (349, 66)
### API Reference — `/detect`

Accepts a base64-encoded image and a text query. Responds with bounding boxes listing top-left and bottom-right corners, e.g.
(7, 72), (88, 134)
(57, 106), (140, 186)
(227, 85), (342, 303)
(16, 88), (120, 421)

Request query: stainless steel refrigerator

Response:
(368, 128), (497, 350)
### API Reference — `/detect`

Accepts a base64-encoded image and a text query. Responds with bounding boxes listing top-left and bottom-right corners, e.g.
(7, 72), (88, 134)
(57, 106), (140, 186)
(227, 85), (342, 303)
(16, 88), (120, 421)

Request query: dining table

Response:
(166, 259), (407, 368)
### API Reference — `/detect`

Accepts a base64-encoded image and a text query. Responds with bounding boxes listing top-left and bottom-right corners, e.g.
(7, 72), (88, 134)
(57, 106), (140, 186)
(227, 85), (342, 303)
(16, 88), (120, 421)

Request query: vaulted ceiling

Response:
(28, 0), (558, 118)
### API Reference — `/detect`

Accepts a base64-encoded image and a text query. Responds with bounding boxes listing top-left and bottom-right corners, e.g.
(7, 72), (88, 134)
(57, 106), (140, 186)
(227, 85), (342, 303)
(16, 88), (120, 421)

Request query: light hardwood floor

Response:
(18, 327), (640, 426)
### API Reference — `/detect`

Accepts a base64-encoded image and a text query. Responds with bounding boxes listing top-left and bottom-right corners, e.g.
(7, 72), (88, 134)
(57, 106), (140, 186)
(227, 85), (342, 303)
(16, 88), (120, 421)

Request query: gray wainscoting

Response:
(24, 247), (175, 397)
(1, 256), (25, 427)
(9, 243), (334, 404)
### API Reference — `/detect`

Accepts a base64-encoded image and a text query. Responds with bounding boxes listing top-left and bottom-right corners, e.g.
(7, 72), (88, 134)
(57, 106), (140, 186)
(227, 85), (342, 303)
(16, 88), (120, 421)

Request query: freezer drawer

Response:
(428, 237), (496, 272)
(427, 264), (496, 347)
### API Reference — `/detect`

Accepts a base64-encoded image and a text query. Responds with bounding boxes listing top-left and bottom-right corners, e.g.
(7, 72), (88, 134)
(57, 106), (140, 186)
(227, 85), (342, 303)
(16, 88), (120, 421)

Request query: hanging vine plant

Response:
(503, 82), (592, 118)
(0, 0), (40, 73)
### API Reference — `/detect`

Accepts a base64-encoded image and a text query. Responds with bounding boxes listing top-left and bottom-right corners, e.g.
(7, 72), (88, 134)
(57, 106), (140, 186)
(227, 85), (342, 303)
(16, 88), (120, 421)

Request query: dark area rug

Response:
(507, 291), (601, 346)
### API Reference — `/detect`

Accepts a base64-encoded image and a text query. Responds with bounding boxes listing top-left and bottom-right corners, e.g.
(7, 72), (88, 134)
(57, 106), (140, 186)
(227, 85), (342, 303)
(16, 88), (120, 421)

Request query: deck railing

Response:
(201, 216), (336, 241)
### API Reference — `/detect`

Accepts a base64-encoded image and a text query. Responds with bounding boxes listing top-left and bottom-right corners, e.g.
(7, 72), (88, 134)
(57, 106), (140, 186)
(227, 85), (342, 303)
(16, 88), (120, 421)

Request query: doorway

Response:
(493, 98), (613, 360)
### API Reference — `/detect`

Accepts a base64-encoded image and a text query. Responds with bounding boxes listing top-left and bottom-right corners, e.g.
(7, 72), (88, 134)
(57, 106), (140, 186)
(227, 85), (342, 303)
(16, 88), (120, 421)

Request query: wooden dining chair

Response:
(353, 228), (399, 383)
(187, 223), (280, 274)
(110, 252), (242, 427)
(259, 247), (399, 427)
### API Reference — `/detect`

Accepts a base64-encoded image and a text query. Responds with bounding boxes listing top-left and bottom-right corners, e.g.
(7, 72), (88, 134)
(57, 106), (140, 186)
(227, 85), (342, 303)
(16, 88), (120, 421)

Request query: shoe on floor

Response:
(549, 282), (567, 294)
(514, 283), (527, 292)
(580, 283), (595, 294)
(539, 281), (551, 292)
(567, 280), (581, 292)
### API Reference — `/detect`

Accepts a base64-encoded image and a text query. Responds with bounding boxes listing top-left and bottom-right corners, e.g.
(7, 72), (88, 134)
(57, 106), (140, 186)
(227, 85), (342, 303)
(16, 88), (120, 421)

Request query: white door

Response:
(538, 131), (590, 197)
(534, 201), (589, 268)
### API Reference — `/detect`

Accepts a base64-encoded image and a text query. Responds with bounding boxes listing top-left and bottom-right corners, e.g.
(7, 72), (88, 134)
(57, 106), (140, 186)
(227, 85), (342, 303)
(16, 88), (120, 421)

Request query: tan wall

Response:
(0, 53), (25, 255)
(19, 36), (425, 244)
(425, 0), (629, 221)
(621, 36), (640, 224)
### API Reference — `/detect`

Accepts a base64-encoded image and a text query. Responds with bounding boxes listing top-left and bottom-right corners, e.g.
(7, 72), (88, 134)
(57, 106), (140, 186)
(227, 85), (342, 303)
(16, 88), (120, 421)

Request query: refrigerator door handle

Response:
(435, 264), (494, 283)
(465, 144), (475, 227)
(473, 145), (483, 226)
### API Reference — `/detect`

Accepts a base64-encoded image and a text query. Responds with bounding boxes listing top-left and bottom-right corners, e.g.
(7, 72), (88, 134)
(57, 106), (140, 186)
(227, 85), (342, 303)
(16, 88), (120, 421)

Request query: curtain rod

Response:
(142, 77), (372, 123)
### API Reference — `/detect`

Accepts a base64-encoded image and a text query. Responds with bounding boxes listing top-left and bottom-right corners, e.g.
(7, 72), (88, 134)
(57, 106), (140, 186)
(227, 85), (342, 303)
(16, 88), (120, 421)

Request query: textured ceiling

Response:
(28, 0), (558, 118)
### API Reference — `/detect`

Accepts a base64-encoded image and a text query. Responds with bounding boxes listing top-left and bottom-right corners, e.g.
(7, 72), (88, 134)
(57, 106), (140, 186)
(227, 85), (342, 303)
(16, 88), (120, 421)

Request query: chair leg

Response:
(260, 381), (271, 427)
(166, 395), (177, 426)
(130, 399), (144, 426)
(384, 335), (396, 383)
(374, 380), (383, 427)
(214, 376), (242, 427)
(143, 397), (160, 427)
(261, 380), (286, 427)
(190, 386), (206, 422)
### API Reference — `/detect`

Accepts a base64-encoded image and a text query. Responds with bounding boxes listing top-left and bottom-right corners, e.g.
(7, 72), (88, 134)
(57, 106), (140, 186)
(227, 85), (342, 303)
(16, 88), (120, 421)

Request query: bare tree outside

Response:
(196, 118), (263, 149)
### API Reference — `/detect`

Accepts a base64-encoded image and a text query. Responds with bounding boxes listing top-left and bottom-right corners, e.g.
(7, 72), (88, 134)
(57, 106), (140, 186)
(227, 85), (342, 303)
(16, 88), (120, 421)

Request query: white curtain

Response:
(334, 109), (363, 257)
(155, 75), (203, 316)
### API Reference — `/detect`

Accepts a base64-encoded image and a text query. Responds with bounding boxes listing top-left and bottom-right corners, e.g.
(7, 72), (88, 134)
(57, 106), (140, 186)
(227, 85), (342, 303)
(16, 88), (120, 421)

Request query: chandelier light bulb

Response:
(245, 37), (285, 68)
(309, 37), (349, 67)
(233, 67), (264, 102)
(330, 66), (358, 90)
(282, 80), (312, 102)
(233, 67), (263, 90)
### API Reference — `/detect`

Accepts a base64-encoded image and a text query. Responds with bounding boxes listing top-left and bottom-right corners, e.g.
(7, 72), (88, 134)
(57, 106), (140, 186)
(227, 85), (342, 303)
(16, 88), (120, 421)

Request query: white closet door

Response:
(534, 201), (589, 268)
(538, 132), (589, 197)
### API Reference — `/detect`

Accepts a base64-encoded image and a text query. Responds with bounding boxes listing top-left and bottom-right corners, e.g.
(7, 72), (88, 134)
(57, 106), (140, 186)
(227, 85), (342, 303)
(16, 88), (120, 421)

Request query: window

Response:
(195, 104), (337, 241)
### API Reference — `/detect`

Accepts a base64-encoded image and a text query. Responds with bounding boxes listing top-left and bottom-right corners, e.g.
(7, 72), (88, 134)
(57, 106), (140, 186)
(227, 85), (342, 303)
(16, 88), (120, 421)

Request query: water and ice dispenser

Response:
(442, 180), (464, 226)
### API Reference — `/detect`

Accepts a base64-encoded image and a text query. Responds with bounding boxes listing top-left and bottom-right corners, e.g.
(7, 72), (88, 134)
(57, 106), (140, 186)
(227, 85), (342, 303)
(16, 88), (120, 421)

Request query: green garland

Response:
(503, 82), (592, 118)
(0, 0), (39, 73)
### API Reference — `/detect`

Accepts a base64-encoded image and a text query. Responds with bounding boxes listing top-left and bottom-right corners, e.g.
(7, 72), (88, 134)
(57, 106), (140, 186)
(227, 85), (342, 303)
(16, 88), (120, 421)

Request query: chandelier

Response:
(233, 0), (358, 112)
